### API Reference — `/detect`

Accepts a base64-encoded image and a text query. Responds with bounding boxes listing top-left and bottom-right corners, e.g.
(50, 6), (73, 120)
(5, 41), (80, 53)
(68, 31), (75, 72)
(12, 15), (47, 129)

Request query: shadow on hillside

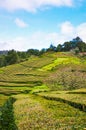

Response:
(41, 95), (86, 113)
(16, 73), (44, 77)
(67, 92), (86, 94)
(0, 91), (22, 96)
(0, 80), (42, 85)
(0, 89), (31, 96)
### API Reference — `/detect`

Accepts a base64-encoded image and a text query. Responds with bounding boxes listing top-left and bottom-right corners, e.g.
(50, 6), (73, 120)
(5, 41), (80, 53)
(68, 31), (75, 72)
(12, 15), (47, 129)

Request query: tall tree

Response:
(5, 50), (19, 65)
(56, 44), (62, 52)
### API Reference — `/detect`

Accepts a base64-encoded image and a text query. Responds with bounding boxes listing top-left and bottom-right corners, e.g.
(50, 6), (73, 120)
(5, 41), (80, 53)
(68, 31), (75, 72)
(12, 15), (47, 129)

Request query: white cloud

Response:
(57, 21), (86, 43)
(0, 21), (86, 51)
(60, 21), (75, 35)
(0, 0), (73, 12)
(0, 41), (9, 50)
(15, 18), (28, 28)
(76, 23), (86, 41)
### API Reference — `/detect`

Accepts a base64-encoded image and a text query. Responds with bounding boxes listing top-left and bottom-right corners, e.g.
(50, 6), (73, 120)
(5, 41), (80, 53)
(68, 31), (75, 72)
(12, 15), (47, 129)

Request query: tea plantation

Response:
(0, 52), (86, 130)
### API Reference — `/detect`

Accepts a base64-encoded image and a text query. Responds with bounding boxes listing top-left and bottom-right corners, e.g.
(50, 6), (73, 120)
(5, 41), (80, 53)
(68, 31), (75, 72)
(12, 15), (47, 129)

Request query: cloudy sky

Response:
(0, 0), (86, 51)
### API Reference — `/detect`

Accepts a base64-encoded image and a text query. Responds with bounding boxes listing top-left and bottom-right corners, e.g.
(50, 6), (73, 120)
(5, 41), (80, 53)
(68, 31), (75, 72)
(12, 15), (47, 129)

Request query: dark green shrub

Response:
(0, 97), (18, 130)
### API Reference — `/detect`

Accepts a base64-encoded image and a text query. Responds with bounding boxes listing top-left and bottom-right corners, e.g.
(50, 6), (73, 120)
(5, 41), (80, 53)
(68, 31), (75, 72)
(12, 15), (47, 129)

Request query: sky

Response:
(0, 0), (86, 51)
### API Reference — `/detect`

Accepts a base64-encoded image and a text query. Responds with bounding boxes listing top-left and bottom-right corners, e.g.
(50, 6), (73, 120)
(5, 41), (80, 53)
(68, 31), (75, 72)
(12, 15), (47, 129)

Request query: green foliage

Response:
(45, 66), (86, 91)
(0, 55), (6, 67)
(56, 44), (62, 52)
(0, 97), (17, 130)
(27, 49), (40, 56)
(5, 50), (19, 65)
(30, 84), (49, 94)
(47, 44), (56, 52)
(0, 36), (86, 68)
(63, 42), (72, 51)
(13, 94), (86, 130)
(0, 95), (8, 106)
(41, 57), (81, 71)
(17, 51), (27, 60)
(56, 37), (86, 52)
(0, 51), (86, 130)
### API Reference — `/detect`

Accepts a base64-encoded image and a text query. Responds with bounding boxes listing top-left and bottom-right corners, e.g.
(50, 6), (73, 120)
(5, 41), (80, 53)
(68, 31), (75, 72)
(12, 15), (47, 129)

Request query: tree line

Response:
(47, 37), (86, 52)
(0, 37), (86, 67)
(0, 49), (43, 67)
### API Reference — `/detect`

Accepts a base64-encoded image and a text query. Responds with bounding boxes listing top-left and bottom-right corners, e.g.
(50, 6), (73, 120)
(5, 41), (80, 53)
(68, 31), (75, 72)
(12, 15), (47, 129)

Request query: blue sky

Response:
(0, 0), (86, 51)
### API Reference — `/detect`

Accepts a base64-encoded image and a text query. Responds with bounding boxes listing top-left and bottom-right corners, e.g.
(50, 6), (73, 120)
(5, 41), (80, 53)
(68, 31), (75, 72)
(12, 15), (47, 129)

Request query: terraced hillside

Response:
(0, 52), (86, 130)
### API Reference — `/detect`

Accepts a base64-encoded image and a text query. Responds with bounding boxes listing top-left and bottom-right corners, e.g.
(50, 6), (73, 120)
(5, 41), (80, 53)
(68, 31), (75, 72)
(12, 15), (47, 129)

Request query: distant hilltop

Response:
(0, 50), (8, 55)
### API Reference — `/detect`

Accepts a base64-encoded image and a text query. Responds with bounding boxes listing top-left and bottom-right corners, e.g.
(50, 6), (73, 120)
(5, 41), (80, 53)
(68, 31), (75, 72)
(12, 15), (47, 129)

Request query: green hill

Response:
(0, 52), (86, 130)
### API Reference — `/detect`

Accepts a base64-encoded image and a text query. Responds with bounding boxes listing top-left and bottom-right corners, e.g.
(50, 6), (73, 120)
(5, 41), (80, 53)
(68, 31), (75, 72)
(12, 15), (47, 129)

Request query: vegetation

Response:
(13, 94), (86, 130)
(0, 37), (86, 129)
(0, 37), (86, 68)
(0, 97), (17, 130)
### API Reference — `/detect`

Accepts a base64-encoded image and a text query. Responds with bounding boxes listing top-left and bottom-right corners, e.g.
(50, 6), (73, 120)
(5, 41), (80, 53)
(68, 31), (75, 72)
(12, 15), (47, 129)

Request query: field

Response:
(0, 52), (86, 130)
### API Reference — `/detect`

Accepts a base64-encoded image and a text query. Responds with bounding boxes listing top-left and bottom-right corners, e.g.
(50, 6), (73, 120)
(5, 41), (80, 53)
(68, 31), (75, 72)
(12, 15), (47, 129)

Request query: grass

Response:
(41, 57), (81, 71)
(38, 89), (86, 106)
(0, 52), (86, 130)
(30, 84), (49, 94)
(0, 95), (8, 106)
(13, 94), (86, 130)
(0, 70), (3, 74)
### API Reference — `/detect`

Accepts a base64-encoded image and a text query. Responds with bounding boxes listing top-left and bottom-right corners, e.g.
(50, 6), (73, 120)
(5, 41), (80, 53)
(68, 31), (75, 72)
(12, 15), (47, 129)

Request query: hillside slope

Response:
(0, 52), (86, 130)
(0, 52), (86, 91)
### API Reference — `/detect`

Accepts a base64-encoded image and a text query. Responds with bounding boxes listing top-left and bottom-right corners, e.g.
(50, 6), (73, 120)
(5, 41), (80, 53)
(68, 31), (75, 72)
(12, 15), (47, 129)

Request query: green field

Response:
(0, 52), (86, 130)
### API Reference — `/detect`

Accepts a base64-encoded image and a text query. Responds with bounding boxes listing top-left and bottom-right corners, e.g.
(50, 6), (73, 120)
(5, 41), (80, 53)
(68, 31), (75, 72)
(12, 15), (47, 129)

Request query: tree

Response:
(39, 48), (46, 55)
(72, 37), (83, 43)
(56, 44), (62, 52)
(17, 51), (27, 59)
(77, 42), (86, 52)
(5, 50), (19, 65)
(27, 49), (40, 56)
(0, 55), (6, 67)
(47, 44), (56, 52)
(63, 42), (71, 51)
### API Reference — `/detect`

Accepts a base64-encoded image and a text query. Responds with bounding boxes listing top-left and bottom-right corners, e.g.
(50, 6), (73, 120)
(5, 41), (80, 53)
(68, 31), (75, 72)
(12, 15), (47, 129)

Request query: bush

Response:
(0, 97), (18, 130)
